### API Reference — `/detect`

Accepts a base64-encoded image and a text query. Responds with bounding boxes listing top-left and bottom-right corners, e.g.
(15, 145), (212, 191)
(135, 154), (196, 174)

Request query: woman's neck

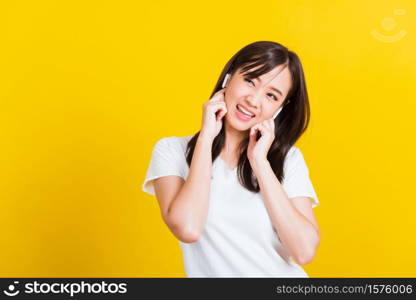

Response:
(220, 121), (246, 162)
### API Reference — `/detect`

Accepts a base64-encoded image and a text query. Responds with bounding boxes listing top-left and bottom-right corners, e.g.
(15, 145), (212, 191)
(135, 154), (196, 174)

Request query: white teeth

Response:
(237, 105), (254, 117)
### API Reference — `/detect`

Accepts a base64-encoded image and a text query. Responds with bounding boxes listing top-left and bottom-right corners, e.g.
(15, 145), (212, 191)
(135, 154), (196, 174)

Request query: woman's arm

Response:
(153, 135), (213, 243)
(153, 88), (227, 243)
(251, 159), (320, 265)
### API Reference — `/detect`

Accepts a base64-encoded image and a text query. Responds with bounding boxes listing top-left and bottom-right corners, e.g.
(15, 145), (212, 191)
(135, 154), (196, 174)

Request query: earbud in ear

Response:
(222, 73), (231, 88)
(272, 106), (283, 119)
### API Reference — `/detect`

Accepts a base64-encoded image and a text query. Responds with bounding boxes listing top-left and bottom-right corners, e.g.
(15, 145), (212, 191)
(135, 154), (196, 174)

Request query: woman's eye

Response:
(245, 78), (278, 100)
(267, 93), (278, 101)
(244, 78), (254, 86)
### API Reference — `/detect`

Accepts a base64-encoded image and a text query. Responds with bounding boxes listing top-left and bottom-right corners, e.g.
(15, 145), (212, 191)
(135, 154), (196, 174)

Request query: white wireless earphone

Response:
(222, 73), (231, 88)
(272, 106), (283, 119)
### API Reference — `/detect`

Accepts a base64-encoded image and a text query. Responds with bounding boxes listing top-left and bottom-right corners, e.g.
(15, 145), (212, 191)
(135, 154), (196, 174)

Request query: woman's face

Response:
(224, 64), (292, 131)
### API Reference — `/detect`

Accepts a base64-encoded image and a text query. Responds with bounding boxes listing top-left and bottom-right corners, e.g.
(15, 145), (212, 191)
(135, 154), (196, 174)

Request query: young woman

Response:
(142, 41), (320, 277)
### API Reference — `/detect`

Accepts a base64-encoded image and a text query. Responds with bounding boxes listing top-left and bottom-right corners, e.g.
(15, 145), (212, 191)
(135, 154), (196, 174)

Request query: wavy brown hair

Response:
(185, 41), (311, 192)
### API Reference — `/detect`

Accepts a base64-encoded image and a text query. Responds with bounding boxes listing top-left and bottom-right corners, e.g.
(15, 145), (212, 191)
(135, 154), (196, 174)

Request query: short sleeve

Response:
(142, 137), (188, 196)
(282, 147), (320, 208)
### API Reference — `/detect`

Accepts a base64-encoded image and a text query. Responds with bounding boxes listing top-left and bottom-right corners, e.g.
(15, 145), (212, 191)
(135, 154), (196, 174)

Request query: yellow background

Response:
(1, 0), (415, 277)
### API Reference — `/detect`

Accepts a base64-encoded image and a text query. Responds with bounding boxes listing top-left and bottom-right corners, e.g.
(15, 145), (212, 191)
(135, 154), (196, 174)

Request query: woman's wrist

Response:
(250, 158), (270, 173)
(198, 131), (214, 145)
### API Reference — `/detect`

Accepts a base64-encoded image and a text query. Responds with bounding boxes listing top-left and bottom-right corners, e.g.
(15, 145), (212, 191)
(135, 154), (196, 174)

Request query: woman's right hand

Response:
(199, 88), (228, 142)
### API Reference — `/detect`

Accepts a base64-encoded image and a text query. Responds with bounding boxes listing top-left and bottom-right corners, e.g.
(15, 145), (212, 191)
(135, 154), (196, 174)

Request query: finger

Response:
(260, 119), (270, 130)
(259, 123), (274, 139)
(210, 88), (226, 102)
(210, 101), (226, 106)
(264, 119), (273, 130)
(249, 126), (258, 145)
(214, 104), (227, 119)
(269, 119), (275, 130)
(216, 106), (228, 120)
(255, 123), (266, 135)
(213, 99), (226, 105)
(207, 102), (224, 113)
(258, 123), (274, 139)
(210, 102), (227, 113)
(250, 126), (262, 141)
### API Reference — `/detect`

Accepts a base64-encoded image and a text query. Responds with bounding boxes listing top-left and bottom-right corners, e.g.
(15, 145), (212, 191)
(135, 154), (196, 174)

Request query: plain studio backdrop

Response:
(0, 0), (415, 277)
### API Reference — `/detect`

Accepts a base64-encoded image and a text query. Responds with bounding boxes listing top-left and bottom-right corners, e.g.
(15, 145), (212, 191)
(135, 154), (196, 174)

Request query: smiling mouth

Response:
(236, 104), (255, 118)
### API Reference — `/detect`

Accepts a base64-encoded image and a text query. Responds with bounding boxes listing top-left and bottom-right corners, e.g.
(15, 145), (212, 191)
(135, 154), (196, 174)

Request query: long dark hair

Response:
(185, 41), (311, 192)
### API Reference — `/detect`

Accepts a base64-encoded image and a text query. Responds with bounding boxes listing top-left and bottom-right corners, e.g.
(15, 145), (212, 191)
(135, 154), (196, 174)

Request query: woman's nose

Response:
(246, 91), (262, 107)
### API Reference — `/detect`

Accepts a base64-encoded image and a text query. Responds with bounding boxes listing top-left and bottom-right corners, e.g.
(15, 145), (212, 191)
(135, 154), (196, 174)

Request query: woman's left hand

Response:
(247, 118), (275, 166)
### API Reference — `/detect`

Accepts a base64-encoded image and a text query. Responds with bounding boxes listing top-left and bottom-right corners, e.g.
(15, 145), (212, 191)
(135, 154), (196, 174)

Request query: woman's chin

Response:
(225, 116), (252, 132)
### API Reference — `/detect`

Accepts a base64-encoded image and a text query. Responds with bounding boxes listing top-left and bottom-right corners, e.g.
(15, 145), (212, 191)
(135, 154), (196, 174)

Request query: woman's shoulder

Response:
(283, 145), (303, 169)
(154, 135), (194, 154)
(286, 145), (301, 159)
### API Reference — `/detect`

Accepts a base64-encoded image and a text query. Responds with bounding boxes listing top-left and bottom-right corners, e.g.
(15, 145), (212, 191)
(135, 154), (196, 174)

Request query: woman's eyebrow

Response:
(256, 77), (283, 96)
(269, 86), (283, 96)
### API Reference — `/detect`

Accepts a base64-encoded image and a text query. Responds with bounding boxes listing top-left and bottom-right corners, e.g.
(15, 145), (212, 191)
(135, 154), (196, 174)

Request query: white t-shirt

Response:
(142, 135), (320, 277)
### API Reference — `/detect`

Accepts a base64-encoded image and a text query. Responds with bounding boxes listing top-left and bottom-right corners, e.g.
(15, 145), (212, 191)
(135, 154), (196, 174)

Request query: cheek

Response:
(225, 85), (246, 103)
(224, 89), (237, 106)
